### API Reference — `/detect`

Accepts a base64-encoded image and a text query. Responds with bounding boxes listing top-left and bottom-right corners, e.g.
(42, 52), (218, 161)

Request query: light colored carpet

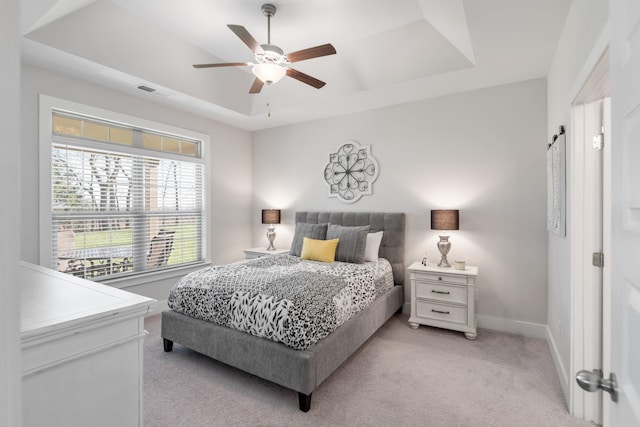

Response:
(143, 314), (594, 427)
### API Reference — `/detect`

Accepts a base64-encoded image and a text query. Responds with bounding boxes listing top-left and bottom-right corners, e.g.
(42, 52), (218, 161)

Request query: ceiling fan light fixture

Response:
(192, 3), (335, 94)
(252, 63), (286, 85)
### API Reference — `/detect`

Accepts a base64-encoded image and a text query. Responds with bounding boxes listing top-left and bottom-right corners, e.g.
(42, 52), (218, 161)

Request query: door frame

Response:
(569, 47), (611, 422)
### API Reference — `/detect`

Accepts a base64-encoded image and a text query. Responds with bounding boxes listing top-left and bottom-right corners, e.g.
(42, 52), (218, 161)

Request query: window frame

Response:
(39, 95), (211, 288)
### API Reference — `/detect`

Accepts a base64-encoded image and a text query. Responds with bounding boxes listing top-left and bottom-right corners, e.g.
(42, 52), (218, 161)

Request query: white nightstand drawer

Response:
(415, 281), (467, 305)
(413, 271), (469, 285)
(416, 301), (467, 324)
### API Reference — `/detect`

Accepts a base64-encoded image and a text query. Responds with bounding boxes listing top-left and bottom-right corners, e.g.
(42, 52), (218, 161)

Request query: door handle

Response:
(575, 369), (618, 402)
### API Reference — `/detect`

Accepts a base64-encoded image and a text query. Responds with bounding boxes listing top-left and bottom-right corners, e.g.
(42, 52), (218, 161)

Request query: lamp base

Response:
(266, 226), (276, 251)
(437, 235), (451, 268)
(438, 257), (451, 268)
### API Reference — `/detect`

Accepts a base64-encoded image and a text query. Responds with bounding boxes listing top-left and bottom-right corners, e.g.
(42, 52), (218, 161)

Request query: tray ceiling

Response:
(21, 0), (572, 130)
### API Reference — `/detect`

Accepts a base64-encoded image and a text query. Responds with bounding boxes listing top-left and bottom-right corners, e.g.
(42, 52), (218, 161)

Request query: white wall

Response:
(252, 78), (549, 332)
(20, 64), (254, 302)
(1, 0), (22, 424)
(546, 0), (609, 401)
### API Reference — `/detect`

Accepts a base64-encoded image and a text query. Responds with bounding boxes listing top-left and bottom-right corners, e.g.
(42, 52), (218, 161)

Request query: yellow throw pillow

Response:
(300, 237), (339, 263)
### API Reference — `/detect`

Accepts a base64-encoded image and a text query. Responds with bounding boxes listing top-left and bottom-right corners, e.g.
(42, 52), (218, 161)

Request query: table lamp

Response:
(262, 209), (281, 251)
(431, 209), (459, 268)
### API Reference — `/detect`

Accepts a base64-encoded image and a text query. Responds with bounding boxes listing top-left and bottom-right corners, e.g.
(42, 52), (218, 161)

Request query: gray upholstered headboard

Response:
(295, 212), (406, 285)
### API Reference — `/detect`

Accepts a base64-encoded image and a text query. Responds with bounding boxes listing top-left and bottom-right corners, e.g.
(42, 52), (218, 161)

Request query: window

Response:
(47, 107), (206, 281)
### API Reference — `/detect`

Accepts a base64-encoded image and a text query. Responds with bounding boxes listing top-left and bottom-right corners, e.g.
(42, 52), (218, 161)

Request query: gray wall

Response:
(252, 78), (549, 331)
(20, 64), (254, 302)
(546, 0), (609, 400)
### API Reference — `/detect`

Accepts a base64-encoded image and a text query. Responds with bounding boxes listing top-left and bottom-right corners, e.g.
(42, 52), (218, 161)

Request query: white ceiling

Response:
(20, 0), (573, 131)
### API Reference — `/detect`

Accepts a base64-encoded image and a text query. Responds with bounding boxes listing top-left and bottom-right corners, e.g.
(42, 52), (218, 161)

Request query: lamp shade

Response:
(252, 63), (286, 85)
(262, 209), (281, 225)
(431, 209), (459, 231)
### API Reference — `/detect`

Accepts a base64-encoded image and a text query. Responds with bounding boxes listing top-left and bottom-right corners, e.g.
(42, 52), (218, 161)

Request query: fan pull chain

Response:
(267, 99), (271, 117)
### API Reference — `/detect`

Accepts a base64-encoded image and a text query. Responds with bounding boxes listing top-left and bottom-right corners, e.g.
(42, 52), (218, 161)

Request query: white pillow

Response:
(364, 231), (384, 262)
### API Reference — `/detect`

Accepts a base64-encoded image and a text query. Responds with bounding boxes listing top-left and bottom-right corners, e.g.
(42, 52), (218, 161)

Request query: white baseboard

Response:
(476, 314), (547, 339)
(546, 325), (570, 405)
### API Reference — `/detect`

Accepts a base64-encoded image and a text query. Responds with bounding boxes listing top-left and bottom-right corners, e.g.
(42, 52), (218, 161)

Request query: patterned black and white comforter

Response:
(167, 254), (394, 350)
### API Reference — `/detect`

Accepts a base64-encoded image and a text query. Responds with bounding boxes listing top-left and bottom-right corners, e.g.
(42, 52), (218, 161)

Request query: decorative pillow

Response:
(364, 231), (384, 262)
(300, 237), (339, 263)
(326, 224), (370, 263)
(289, 222), (329, 256)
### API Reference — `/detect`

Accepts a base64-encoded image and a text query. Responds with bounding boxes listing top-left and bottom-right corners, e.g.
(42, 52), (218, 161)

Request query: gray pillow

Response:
(290, 223), (328, 256)
(326, 224), (370, 263)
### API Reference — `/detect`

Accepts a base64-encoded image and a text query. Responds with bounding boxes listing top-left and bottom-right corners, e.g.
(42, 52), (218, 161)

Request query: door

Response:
(608, 0), (640, 425)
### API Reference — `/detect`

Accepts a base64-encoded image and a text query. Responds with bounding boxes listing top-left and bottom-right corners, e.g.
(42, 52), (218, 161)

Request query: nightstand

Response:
(243, 247), (289, 259)
(408, 262), (479, 340)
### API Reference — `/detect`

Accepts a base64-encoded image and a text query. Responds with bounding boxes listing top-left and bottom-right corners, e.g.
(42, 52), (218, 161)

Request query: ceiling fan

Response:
(193, 3), (336, 94)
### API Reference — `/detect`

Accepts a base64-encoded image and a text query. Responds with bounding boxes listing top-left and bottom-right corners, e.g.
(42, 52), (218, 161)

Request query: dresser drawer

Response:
(415, 281), (467, 305)
(413, 271), (469, 285)
(416, 301), (467, 324)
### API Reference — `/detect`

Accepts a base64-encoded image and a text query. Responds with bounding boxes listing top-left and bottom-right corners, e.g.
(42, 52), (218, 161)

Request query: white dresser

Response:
(20, 262), (155, 427)
(408, 262), (479, 340)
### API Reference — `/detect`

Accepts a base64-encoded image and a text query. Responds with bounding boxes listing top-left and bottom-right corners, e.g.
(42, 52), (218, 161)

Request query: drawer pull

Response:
(431, 290), (450, 295)
(438, 277), (443, 281)
(431, 309), (450, 315)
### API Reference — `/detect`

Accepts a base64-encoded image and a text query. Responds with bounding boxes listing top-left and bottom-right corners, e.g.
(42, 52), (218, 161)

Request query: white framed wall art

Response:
(547, 127), (566, 236)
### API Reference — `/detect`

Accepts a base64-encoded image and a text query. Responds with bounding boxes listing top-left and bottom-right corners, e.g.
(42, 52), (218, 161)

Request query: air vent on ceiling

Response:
(137, 84), (156, 93)
(135, 84), (172, 98)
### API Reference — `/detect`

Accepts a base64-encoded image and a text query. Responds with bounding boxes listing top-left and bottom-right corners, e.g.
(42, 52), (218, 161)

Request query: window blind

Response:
(51, 112), (205, 280)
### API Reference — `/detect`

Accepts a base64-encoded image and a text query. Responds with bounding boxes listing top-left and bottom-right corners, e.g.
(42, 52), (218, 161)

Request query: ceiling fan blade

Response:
(249, 78), (264, 94)
(286, 68), (326, 89)
(193, 62), (250, 68)
(228, 24), (264, 54)
(286, 44), (336, 63)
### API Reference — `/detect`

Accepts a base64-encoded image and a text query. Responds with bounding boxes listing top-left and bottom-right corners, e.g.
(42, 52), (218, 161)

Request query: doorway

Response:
(569, 51), (611, 424)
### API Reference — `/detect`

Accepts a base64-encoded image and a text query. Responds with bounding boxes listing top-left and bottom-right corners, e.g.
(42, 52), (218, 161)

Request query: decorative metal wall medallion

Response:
(323, 140), (379, 203)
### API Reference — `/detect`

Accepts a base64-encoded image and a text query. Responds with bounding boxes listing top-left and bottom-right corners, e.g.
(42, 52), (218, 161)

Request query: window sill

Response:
(98, 262), (211, 290)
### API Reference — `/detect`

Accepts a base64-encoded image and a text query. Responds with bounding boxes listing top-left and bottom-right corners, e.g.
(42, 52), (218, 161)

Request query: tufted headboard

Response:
(295, 212), (406, 285)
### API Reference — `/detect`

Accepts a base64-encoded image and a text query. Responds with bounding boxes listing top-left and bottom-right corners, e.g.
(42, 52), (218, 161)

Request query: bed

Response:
(160, 211), (405, 411)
